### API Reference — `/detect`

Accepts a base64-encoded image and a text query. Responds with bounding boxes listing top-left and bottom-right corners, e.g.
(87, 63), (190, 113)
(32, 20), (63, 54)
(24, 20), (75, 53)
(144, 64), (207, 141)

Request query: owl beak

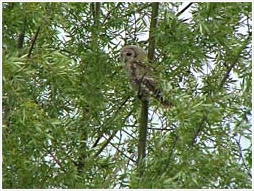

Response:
(120, 54), (126, 63)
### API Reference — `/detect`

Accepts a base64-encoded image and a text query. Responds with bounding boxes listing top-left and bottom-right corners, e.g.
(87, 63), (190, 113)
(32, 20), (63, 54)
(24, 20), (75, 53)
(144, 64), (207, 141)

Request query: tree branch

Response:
(176, 3), (194, 17)
(233, 136), (252, 178)
(17, 17), (26, 50)
(93, 130), (119, 158)
(27, 26), (40, 58)
(137, 2), (159, 177)
(219, 35), (251, 89)
(108, 141), (136, 163)
(147, 2), (159, 62)
(92, 96), (131, 148)
(137, 99), (149, 164)
(93, 109), (134, 158)
(77, 3), (102, 174)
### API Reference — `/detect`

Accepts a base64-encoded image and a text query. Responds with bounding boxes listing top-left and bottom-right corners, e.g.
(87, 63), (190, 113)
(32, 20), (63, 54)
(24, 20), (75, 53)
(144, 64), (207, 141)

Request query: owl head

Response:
(120, 45), (147, 63)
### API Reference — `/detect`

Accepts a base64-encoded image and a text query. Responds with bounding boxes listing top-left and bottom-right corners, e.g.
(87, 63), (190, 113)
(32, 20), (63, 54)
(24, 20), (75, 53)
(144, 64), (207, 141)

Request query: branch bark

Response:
(17, 17), (26, 50)
(137, 2), (159, 178)
(147, 2), (159, 62)
(137, 99), (149, 176)
(27, 26), (40, 58)
(176, 3), (193, 17)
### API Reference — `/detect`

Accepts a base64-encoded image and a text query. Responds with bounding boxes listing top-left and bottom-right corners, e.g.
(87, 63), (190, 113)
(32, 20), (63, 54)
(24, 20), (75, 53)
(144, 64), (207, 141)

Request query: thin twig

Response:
(93, 109), (134, 158)
(27, 26), (40, 58)
(148, 127), (174, 131)
(92, 96), (131, 148)
(233, 137), (252, 178)
(93, 130), (119, 158)
(108, 141), (136, 163)
(219, 35), (251, 89)
(192, 115), (207, 146)
(46, 148), (66, 173)
(176, 3), (194, 17)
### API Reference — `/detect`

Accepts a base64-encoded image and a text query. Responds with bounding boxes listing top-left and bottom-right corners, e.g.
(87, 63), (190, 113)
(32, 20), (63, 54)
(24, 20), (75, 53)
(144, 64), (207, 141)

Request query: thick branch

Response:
(147, 2), (159, 62)
(137, 99), (149, 163)
(17, 17), (26, 49)
(137, 2), (159, 177)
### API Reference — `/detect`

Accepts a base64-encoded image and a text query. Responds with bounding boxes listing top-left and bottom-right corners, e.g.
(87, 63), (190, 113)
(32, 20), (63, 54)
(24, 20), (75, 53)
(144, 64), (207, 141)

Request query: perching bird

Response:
(120, 45), (171, 107)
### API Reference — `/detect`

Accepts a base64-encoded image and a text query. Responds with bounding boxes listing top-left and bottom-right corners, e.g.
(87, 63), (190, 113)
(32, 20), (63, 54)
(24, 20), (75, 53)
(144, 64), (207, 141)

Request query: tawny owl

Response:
(120, 45), (171, 107)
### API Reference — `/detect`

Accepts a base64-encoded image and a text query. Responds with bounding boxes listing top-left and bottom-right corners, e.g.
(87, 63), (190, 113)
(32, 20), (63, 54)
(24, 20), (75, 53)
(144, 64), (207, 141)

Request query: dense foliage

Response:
(2, 2), (252, 188)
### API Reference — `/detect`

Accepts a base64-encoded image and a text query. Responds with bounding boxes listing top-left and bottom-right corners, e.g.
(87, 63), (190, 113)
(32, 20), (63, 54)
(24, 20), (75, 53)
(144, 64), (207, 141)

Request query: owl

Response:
(120, 45), (171, 107)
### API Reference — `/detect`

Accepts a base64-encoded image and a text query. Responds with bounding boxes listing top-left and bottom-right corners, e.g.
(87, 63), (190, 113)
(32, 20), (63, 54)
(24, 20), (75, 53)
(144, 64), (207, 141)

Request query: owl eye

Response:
(126, 52), (132, 56)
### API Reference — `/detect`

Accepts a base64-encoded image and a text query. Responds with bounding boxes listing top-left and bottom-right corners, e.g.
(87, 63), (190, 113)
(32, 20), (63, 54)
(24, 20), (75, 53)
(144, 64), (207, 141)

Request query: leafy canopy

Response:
(2, 2), (252, 189)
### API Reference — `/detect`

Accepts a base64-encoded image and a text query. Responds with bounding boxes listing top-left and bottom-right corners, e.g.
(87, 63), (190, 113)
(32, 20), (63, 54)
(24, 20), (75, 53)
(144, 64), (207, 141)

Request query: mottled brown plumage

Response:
(120, 45), (171, 107)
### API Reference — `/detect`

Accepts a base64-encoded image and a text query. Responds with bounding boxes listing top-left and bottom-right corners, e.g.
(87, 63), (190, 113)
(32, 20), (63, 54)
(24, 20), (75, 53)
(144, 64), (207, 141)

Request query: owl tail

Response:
(154, 90), (172, 108)
(141, 77), (172, 108)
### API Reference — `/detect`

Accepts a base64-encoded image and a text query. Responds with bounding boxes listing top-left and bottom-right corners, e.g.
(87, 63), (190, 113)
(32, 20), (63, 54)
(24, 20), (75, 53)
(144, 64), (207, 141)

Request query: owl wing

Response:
(142, 76), (171, 107)
(126, 60), (157, 98)
(131, 60), (172, 107)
